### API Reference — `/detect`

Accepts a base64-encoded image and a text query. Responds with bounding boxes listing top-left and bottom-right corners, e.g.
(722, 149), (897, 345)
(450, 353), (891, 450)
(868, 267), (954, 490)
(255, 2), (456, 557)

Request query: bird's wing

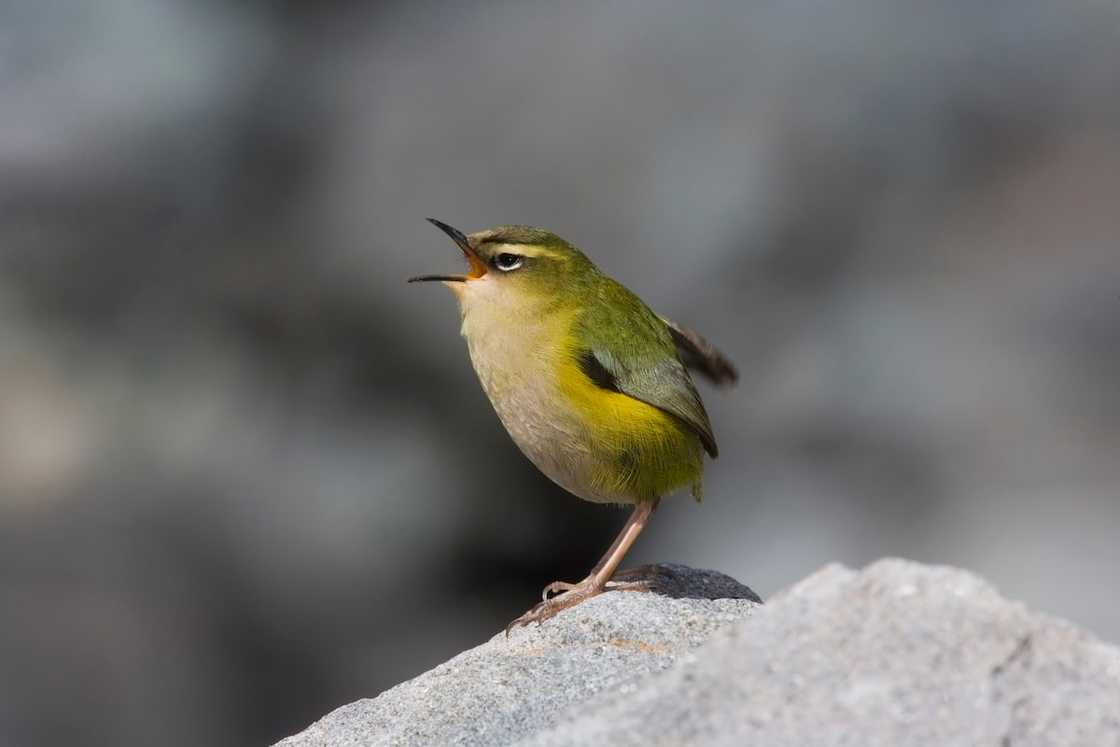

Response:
(660, 317), (739, 387)
(579, 347), (718, 458)
(575, 280), (719, 458)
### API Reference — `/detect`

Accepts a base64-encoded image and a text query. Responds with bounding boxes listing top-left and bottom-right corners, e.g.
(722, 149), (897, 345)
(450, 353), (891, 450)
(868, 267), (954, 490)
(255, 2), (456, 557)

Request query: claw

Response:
(605, 567), (665, 595)
(506, 580), (605, 636)
(541, 580), (581, 601)
(604, 578), (662, 594)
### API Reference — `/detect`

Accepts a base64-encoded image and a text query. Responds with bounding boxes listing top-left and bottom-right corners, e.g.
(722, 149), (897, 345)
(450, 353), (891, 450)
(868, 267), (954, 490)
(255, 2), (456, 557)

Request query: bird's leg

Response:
(508, 498), (660, 633)
(538, 510), (636, 600)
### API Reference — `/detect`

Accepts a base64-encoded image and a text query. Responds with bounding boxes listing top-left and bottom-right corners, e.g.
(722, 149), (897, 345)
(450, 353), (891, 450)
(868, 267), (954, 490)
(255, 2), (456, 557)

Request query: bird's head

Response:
(409, 219), (596, 307)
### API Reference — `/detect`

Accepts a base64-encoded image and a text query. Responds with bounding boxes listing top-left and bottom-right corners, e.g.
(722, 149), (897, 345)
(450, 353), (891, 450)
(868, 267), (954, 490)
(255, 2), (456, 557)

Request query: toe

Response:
(541, 580), (579, 601)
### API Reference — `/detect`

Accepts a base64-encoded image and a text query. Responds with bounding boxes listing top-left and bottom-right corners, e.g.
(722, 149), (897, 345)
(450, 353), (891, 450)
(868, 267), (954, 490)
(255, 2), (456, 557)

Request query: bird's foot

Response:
(540, 579), (583, 601)
(604, 566), (666, 594)
(506, 567), (668, 636)
(506, 579), (603, 636)
(539, 565), (664, 602)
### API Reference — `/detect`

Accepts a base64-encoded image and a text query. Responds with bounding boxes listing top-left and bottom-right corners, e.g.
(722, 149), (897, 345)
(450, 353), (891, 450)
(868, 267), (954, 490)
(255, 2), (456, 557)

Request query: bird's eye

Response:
(494, 253), (523, 272)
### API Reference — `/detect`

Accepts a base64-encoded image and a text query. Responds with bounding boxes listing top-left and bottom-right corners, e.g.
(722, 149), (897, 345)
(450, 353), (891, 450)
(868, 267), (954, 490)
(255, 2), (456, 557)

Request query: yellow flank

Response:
(555, 331), (703, 502)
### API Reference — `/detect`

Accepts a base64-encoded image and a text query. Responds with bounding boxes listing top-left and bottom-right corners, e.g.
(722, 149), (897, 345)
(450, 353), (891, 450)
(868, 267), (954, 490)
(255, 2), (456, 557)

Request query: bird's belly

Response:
(493, 388), (608, 501)
(463, 325), (622, 503)
(473, 360), (610, 502)
(464, 330), (701, 504)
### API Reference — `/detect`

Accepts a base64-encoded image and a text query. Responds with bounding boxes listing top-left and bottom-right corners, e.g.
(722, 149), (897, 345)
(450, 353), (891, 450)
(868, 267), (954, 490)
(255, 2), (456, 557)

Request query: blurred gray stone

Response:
(277, 560), (1120, 747)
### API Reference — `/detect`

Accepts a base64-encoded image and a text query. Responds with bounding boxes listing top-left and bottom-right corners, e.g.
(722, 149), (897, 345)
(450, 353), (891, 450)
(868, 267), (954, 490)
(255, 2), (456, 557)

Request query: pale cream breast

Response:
(450, 277), (623, 503)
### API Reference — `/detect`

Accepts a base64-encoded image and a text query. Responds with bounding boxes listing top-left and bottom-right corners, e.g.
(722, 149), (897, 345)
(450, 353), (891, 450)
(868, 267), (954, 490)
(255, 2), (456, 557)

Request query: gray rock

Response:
(276, 564), (760, 747)
(277, 560), (1120, 747)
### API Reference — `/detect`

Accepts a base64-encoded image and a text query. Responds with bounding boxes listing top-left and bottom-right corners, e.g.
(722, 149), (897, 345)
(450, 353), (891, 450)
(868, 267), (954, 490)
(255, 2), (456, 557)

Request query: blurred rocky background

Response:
(1, 1), (1118, 745)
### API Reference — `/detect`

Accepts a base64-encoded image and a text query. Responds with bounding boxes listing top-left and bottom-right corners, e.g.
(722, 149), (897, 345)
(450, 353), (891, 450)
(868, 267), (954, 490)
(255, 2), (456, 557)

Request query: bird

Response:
(410, 219), (737, 631)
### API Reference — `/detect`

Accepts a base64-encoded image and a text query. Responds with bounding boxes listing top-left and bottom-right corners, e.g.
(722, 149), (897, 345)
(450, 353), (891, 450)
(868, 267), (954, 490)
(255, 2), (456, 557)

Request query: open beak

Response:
(408, 218), (488, 283)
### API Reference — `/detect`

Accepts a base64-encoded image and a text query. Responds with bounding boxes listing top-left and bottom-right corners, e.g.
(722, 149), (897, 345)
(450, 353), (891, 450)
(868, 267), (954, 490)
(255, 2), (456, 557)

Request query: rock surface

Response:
(277, 560), (1120, 747)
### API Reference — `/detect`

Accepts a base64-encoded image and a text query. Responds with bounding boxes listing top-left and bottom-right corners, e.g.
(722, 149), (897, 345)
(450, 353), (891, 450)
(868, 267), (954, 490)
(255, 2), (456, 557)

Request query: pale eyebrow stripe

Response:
(482, 242), (569, 261)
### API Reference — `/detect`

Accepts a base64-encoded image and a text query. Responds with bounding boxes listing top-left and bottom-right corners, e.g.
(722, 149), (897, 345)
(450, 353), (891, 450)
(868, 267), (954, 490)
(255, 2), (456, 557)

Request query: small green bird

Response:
(410, 219), (737, 630)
